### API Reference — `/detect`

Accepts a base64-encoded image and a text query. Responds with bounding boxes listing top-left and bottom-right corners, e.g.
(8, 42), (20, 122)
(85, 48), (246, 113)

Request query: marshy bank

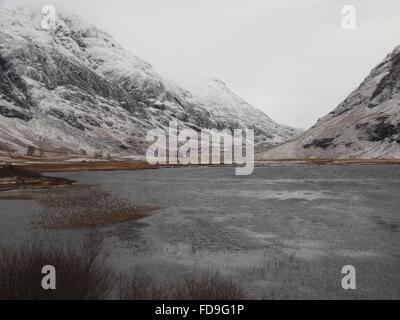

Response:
(0, 165), (158, 228)
(0, 234), (246, 300)
(34, 185), (158, 230)
(0, 165), (73, 191)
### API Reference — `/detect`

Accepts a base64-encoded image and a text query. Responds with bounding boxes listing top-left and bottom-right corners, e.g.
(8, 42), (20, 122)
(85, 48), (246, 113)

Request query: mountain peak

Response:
(0, 7), (299, 158)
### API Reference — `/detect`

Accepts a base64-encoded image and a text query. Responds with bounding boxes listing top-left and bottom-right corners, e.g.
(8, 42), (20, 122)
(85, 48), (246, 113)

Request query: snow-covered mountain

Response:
(261, 45), (400, 159)
(0, 7), (299, 158)
(164, 74), (299, 150)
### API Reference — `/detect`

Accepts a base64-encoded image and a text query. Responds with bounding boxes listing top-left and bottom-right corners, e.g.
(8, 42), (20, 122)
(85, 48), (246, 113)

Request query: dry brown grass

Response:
(4, 158), (400, 175)
(0, 232), (245, 300)
(0, 236), (112, 300)
(174, 271), (246, 300)
(0, 164), (43, 178)
(34, 186), (157, 230)
(0, 164), (73, 191)
(17, 160), (228, 174)
(118, 268), (173, 300)
(119, 269), (247, 300)
(20, 160), (158, 173)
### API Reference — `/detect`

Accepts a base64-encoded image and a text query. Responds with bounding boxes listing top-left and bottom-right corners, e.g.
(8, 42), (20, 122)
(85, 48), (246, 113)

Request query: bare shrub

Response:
(174, 271), (247, 300)
(118, 268), (172, 300)
(0, 236), (112, 300)
(35, 186), (157, 229)
(119, 269), (246, 300)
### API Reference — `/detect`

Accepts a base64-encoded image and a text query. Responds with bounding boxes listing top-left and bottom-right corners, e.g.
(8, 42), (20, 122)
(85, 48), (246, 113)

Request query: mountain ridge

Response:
(0, 7), (300, 159)
(261, 45), (400, 159)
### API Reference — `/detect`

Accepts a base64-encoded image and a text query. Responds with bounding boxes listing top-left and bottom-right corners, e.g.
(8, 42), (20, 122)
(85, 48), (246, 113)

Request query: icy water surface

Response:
(1, 165), (400, 299)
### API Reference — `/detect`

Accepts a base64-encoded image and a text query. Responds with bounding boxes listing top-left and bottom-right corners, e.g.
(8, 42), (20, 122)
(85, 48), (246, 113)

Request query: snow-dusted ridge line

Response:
(0, 7), (300, 158)
(261, 45), (400, 159)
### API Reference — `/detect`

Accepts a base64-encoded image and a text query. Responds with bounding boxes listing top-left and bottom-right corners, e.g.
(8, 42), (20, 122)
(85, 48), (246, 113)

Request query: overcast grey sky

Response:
(2, 0), (400, 129)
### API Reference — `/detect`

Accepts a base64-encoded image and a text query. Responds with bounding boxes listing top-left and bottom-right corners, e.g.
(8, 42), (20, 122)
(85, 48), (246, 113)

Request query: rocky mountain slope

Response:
(0, 7), (299, 159)
(262, 45), (400, 159)
(165, 75), (298, 150)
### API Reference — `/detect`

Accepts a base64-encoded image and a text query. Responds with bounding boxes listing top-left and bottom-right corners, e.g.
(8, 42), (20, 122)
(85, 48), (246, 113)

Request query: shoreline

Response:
(16, 159), (400, 173)
(0, 176), (74, 192)
(0, 158), (400, 174)
(256, 158), (400, 166)
(2, 158), (398, 194)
